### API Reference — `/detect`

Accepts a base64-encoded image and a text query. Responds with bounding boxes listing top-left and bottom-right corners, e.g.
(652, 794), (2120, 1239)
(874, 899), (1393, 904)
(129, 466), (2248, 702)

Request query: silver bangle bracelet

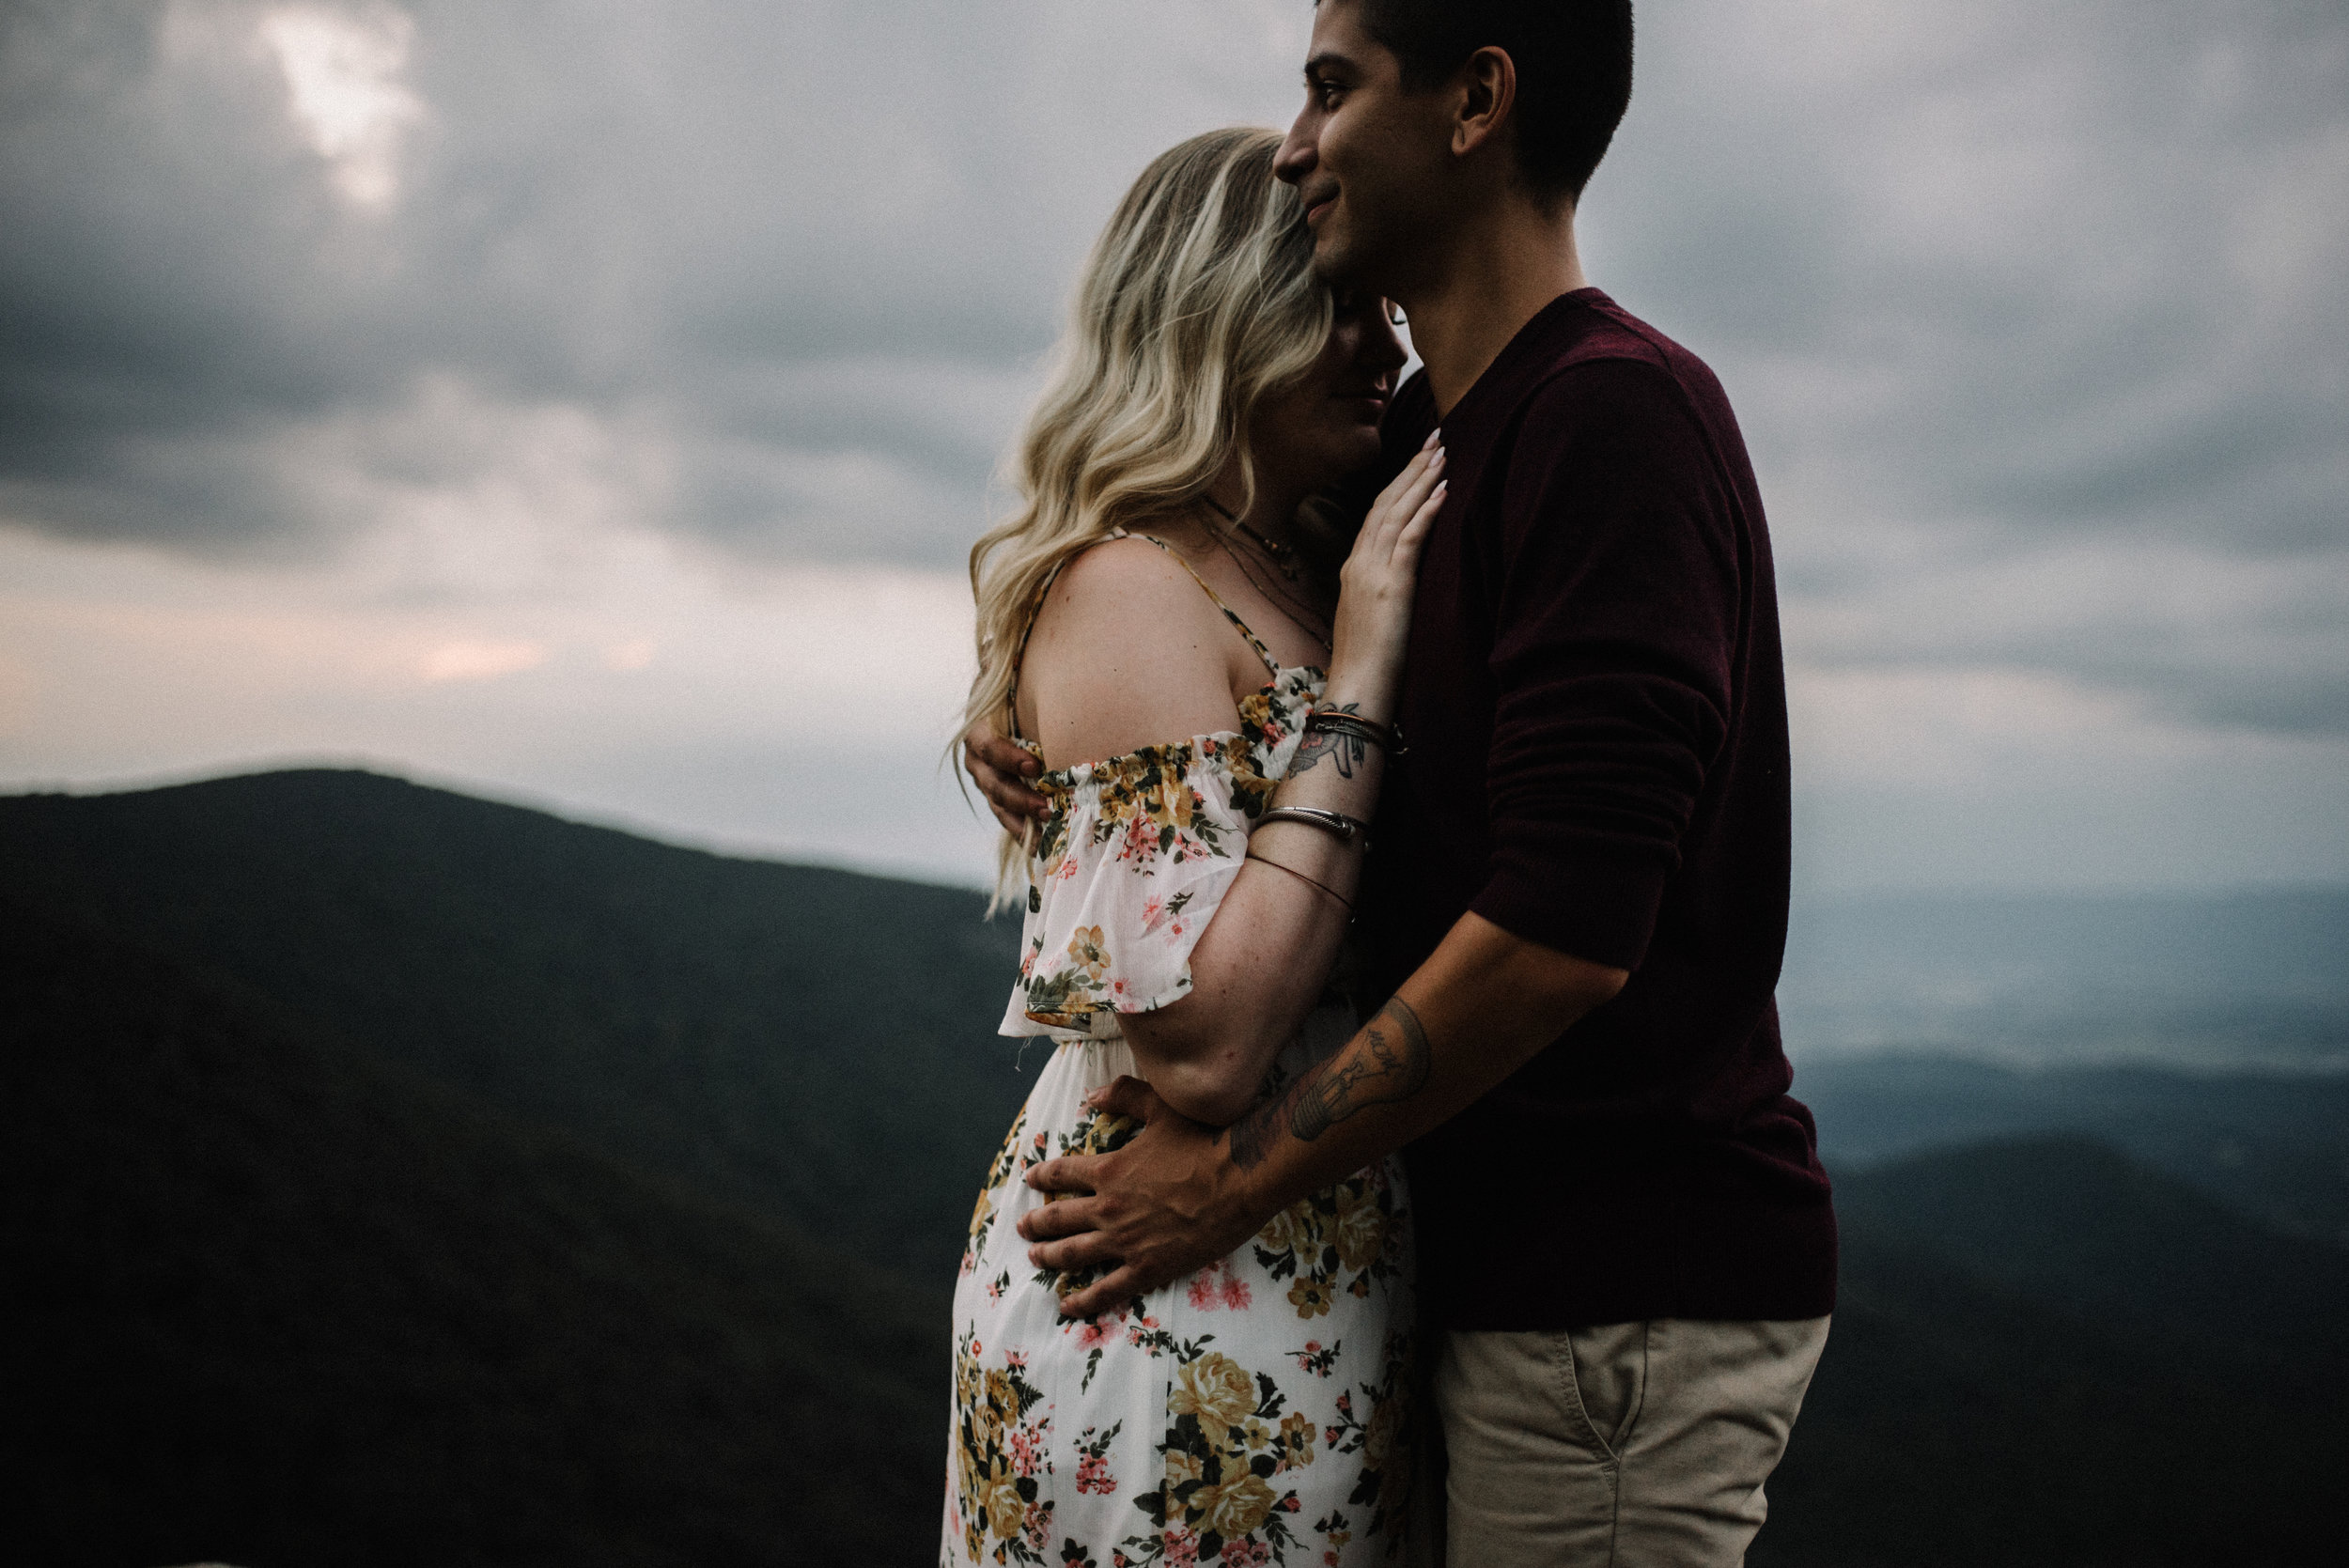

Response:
(1305, 710), (1406, 757)
(1257, 805), (1372, 846)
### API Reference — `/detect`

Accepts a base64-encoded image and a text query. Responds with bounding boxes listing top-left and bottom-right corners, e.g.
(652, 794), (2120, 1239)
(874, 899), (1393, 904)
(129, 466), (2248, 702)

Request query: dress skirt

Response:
(945, 1019), (1415, 1568)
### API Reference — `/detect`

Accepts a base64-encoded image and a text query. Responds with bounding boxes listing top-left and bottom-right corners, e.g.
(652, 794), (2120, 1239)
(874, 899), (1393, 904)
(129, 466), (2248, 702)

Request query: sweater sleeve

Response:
(1468, 357), (1743, 970)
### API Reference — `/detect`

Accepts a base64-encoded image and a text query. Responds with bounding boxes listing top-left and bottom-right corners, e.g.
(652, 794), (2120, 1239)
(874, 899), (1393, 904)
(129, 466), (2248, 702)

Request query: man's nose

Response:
(1274, 119), (1315, 186)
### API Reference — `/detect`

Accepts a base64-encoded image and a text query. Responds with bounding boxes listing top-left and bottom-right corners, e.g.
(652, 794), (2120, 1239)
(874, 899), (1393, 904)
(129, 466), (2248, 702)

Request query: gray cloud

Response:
(1, 0), (2343, 731)
(0, 0), (1299, 558)
(1581, 0), (2348, 729)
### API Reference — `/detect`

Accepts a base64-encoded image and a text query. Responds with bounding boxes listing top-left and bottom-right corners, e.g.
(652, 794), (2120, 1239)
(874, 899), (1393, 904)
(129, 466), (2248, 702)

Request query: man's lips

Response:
(1303, 192), (1337, 225)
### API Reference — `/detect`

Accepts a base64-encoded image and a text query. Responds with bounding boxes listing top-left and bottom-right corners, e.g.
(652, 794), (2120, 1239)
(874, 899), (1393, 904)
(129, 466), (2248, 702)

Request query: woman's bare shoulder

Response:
(1033, 536), (1228, 652)
(1021, 536), (1243, 767)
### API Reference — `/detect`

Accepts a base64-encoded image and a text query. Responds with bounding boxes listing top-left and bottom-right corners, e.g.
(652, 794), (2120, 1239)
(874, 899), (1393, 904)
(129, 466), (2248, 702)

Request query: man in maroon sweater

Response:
(976, 2), (1834, 1560)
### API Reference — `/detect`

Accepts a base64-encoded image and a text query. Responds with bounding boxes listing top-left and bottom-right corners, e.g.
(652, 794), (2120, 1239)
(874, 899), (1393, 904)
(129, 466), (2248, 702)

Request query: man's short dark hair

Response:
(1354, 0), (1634, 202)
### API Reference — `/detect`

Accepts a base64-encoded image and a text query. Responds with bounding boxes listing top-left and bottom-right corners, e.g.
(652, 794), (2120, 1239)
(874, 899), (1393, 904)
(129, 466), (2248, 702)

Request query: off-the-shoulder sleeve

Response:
(998, 736), (1259, 1038)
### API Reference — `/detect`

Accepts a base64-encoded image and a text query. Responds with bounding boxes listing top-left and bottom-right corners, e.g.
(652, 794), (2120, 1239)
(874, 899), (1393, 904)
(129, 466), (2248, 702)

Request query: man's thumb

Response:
(1091, 1073), (1160, 1122)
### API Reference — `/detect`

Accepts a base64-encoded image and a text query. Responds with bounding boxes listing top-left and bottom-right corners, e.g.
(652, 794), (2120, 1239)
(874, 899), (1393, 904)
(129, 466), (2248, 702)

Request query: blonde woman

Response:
(946, 127), (1446, 1568)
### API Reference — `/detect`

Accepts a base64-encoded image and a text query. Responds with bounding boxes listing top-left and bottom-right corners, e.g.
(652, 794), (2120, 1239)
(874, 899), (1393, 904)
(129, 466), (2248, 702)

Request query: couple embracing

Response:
(948, 4), (1835, 1564)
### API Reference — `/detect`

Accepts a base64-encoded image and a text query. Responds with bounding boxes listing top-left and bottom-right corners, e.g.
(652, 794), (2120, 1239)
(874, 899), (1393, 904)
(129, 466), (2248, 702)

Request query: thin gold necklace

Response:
(1203, 496), (1302, 583)
(1206, 513), (1332, 655)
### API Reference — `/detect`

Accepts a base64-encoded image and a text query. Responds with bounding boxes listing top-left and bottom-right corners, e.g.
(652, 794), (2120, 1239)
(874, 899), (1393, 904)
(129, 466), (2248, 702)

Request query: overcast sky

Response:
(2, 0), (2343, 893)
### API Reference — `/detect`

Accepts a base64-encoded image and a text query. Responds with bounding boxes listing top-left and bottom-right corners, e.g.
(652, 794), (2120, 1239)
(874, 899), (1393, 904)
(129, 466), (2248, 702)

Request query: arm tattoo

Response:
(1224, 997), (1432, 1171)
(1284, 703), (1369, 781)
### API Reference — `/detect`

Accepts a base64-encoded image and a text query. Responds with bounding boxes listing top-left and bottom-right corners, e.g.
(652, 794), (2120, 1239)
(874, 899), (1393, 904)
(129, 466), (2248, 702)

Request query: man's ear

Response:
(1451, 46), (1517, 159)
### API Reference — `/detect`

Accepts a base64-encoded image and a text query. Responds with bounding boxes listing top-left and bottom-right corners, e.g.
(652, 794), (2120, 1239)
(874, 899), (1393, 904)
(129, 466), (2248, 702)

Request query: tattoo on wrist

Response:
(1285, 702), (1368, 781)
(1222, 996), (1432, 1171)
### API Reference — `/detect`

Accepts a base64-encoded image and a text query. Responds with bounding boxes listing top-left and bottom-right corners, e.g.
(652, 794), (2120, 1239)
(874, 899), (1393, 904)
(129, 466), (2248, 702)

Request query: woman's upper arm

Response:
(1020, 539), (1246, 769)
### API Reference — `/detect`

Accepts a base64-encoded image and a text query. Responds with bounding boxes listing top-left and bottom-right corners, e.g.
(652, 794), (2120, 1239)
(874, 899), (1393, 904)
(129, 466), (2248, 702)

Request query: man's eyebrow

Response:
(1303, 50), (1359, 81)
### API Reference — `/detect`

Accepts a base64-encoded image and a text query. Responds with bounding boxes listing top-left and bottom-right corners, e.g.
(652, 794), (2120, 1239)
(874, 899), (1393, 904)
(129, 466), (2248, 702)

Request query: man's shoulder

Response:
(1527, 293), (1730, 417)
(1387, 293), (1737, 467)
(1483, 297), (1741, 474)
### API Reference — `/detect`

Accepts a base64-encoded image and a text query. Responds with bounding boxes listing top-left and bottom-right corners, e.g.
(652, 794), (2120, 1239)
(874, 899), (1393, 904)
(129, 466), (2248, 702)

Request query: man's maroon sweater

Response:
(1362, 289), (1836, 1329)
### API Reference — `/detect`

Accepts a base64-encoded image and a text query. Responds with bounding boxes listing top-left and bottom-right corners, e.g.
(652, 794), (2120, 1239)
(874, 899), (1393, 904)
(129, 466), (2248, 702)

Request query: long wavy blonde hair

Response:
(963, 127), (1336, 902)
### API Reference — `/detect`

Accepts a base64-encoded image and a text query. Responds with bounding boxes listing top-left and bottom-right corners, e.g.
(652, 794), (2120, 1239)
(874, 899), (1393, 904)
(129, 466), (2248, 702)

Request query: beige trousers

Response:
(1430, 1316), (1829, 1568)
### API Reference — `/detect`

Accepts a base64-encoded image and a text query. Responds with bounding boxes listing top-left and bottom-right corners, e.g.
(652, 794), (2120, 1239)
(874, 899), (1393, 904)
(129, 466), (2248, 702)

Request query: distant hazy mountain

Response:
(1799, 1055), (2349, 1246)
(5, 769), (2341, 1565)
(1781, 886), (2349, 1071)
(1836, 1136), (2349, 1373)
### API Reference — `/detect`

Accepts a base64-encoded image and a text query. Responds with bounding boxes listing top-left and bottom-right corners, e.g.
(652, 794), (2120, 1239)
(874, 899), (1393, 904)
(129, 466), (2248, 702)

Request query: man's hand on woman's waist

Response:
(1018, 911), (1628, 1318)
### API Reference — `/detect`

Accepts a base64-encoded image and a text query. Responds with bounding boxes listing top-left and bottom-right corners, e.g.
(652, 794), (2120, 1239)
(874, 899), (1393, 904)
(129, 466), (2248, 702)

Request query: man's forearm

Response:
(1215, 910), (1629, 1216)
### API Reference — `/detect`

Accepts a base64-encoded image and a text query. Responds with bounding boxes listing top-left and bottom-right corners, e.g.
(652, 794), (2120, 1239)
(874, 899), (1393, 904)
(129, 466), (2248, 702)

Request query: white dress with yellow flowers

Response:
(943, 536), (1414, 1568)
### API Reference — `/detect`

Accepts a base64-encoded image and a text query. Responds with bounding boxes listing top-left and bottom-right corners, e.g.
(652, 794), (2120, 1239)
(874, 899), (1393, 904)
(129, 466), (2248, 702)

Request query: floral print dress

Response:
(946, 535), (1414, 1568)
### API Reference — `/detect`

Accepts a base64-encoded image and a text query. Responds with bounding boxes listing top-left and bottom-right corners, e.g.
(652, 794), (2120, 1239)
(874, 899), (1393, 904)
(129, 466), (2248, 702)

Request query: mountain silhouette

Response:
(4, 769), (2341, 1565)
(1757, 1139), (2346, 1567)
(1836, 1133), (2349, 1371)
(0, 768), (1034, 1286)
(1798, 1053), (2349, 1246)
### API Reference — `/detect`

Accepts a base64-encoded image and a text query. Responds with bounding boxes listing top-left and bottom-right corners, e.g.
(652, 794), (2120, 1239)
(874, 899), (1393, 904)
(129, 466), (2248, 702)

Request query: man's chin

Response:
(1309, 229), (1364, 286)
(1308, 227), (1392, 296)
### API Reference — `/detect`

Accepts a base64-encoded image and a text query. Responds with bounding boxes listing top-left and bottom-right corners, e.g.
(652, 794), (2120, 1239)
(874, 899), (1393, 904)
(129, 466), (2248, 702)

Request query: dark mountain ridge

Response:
(1798, 1054), (2349, 1246)
(2, 898), (942, 1567)
(1766, 1218), (2343, 1567)
(1836, 1133), (2349, 1373)
(0, 767), (1033, 1285)
(6, 768), (2342, 1565)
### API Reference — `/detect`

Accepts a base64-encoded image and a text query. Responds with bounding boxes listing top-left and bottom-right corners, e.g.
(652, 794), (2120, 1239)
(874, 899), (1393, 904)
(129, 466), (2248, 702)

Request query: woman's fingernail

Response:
(1422, 428), (1440, 449)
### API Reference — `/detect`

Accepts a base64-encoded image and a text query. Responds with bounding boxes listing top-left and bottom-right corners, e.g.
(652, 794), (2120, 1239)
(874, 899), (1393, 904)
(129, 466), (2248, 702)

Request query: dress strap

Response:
(1004, 555), (1073, 744)
(1109, 527), (1284, 678)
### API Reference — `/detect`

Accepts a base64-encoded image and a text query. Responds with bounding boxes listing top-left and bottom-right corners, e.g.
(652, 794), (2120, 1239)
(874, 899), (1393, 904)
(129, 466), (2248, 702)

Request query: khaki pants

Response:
(1429, 1316), (1829, 1567)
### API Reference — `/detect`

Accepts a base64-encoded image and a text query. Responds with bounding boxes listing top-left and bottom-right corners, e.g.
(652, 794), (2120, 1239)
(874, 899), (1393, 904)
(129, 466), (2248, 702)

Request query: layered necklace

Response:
(1203, 495), (1332, 655)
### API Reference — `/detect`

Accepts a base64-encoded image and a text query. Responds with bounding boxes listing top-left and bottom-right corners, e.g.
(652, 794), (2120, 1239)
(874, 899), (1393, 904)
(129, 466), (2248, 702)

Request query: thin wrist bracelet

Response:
(1306, 710), (1406, 757)
(1246, 851), (1354, 916)
(1257, 805), (1372, 846)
